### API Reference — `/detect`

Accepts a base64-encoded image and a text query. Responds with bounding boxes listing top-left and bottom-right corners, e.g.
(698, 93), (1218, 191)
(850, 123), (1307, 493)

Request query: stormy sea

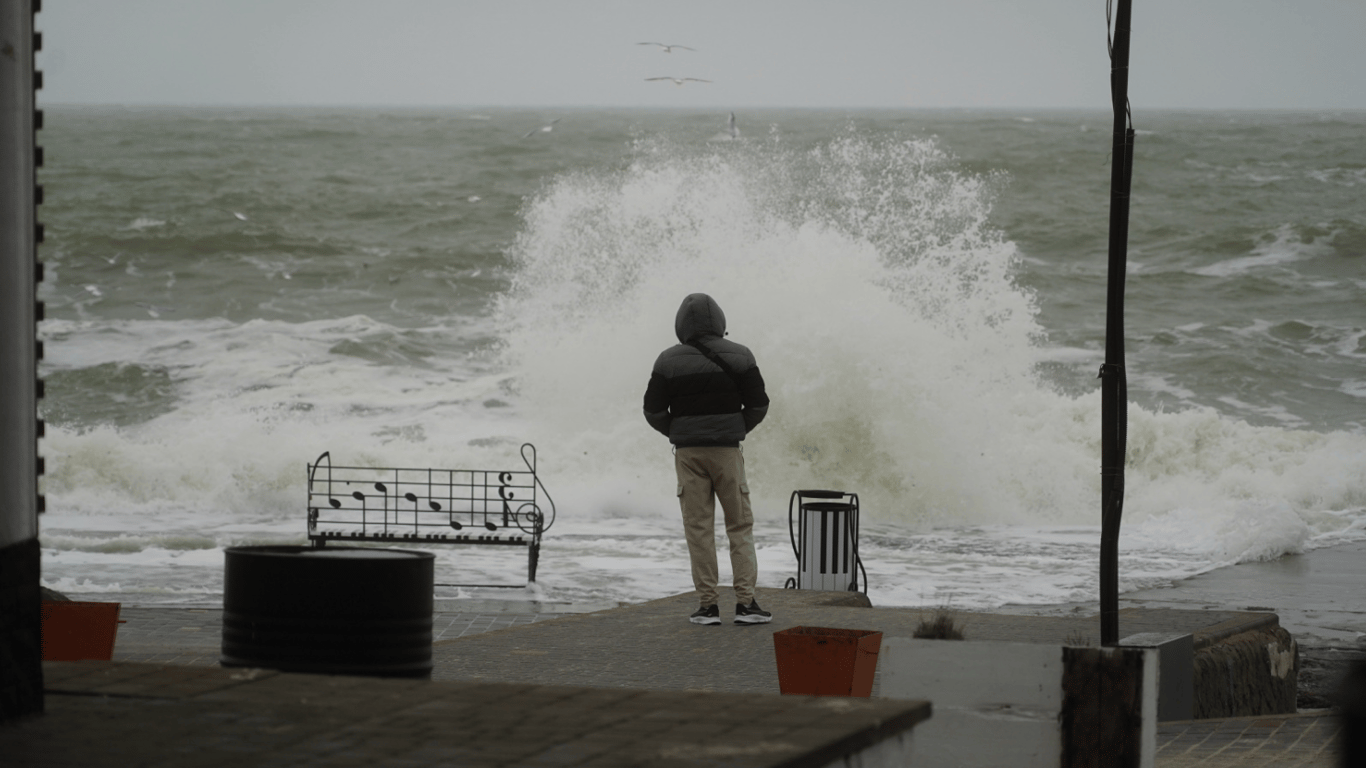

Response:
(35, 106), (1366, 618)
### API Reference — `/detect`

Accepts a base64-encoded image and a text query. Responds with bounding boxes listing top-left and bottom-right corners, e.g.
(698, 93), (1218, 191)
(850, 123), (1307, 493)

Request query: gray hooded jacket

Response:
(642, 294), (769, 447)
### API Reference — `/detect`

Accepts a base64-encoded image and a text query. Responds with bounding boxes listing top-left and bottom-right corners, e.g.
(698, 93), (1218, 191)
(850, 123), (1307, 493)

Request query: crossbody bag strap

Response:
(686, 339), (742, 390)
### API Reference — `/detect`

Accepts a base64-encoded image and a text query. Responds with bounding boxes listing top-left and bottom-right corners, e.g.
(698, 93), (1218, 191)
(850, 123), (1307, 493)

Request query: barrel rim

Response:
(224, 544), (435, 560)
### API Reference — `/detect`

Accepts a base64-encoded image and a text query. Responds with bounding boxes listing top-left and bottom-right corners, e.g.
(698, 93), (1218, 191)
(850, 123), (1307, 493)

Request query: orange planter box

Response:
(40, 601), (122, 661)
(773, 626), (882, 697)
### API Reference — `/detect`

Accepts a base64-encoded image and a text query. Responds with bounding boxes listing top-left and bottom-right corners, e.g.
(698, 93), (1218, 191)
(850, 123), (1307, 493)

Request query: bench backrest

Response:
(307, 443), (555, 546)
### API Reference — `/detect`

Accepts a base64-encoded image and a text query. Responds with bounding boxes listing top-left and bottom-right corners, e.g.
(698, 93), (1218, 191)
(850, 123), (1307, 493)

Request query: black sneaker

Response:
(734, 600), (772, 625)
(689, 604), (721, 625)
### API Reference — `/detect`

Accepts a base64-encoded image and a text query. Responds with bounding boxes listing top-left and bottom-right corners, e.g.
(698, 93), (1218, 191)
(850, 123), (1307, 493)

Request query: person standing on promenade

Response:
(643, 293), (772, 625)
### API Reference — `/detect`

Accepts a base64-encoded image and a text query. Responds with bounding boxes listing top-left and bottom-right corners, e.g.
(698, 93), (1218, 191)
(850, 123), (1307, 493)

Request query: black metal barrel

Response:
(221, 545), (434, 678)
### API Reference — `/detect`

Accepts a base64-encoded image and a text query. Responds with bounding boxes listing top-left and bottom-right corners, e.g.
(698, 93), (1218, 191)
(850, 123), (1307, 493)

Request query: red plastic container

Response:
(773, 626), (883, 697)
(40, 601), (122, 661)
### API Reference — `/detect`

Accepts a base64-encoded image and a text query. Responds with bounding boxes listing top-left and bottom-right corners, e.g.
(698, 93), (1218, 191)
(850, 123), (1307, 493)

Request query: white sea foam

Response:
(1192, 223), (1334, 277)
(1307, 167), (1366, 186)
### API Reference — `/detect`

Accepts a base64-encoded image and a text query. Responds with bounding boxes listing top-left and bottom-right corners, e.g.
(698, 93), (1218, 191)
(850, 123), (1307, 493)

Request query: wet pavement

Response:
(6, 570), (1358, 766)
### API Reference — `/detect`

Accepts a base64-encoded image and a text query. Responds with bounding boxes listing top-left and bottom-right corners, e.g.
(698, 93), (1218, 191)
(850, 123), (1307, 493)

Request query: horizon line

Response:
(36, 101), (1366, 114)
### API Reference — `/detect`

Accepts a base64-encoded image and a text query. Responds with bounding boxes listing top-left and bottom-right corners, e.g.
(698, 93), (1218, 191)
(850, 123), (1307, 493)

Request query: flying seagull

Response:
(646, 77), (712, 86)
(637, 42), (695, 53)
(523, 118), (561, 138)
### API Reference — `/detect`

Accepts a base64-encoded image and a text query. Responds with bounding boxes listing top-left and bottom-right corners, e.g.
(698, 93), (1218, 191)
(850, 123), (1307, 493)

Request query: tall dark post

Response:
(0, 0), (44, 721)
(1100, 0), (1135, 647)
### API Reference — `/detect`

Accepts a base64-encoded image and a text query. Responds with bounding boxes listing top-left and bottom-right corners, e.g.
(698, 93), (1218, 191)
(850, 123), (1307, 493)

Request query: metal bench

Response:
(306, 443), (556, 587)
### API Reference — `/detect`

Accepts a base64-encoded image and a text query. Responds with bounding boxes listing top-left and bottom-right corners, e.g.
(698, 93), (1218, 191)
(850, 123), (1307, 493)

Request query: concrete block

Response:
(1121, 632), (1193, 721)
(880, 638), (1156, 768)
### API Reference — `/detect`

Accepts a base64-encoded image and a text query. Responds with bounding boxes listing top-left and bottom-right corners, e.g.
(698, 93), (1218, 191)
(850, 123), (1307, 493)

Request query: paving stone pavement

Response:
(10, 590), (1349, 766)
(1155, 712), (1342, 767)
(5, 661), (930, 767)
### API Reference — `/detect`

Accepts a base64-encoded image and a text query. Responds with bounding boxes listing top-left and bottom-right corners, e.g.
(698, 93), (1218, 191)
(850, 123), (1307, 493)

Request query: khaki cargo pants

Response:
(675, 446), (757, 608)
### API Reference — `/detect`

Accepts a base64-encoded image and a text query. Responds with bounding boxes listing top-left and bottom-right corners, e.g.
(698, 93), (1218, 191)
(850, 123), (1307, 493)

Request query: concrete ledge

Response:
(1193, 625), (1298, 719)
(1190, 611), (1280, 650)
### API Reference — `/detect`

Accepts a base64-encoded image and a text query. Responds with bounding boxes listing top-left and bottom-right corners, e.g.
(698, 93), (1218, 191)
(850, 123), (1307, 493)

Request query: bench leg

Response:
(527, 541), (540, 584)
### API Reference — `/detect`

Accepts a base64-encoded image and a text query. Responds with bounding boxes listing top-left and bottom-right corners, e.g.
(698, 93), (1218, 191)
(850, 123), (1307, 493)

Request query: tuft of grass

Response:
(1064, 629), (1094, 647)
(913, 609), (965, 640)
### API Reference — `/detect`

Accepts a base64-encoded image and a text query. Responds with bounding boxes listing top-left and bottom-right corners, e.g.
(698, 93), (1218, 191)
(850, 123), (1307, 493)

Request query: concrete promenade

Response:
(0, 589), (1348, 766)
(105, 598), (589, 668)
(427, 588), (1275, 693)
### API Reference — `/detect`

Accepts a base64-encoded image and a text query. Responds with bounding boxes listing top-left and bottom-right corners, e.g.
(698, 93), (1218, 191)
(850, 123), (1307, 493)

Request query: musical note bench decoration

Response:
(306, 443), (556, 587)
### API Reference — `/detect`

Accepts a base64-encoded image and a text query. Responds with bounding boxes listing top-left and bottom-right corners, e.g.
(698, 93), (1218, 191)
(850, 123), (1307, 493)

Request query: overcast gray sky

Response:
(35, 0), (1366, 110)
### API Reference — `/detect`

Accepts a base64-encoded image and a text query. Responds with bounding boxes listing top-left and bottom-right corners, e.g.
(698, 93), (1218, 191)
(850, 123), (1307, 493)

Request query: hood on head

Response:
(675, 293), (726, 343)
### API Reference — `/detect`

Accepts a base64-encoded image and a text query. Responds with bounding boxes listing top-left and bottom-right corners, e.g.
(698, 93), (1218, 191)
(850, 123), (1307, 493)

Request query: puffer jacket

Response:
(643, 293), (769, 447)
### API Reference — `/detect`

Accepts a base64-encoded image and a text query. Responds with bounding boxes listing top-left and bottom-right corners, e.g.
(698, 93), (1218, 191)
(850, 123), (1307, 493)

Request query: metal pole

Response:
(0, 0), (44, 721)
(1100, 0), (1135, 647)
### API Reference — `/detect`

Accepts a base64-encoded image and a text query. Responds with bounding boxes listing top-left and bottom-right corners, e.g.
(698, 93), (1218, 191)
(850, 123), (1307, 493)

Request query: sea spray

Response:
(493, 129), (1366, 552)
(497, 132), (1079, 525)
